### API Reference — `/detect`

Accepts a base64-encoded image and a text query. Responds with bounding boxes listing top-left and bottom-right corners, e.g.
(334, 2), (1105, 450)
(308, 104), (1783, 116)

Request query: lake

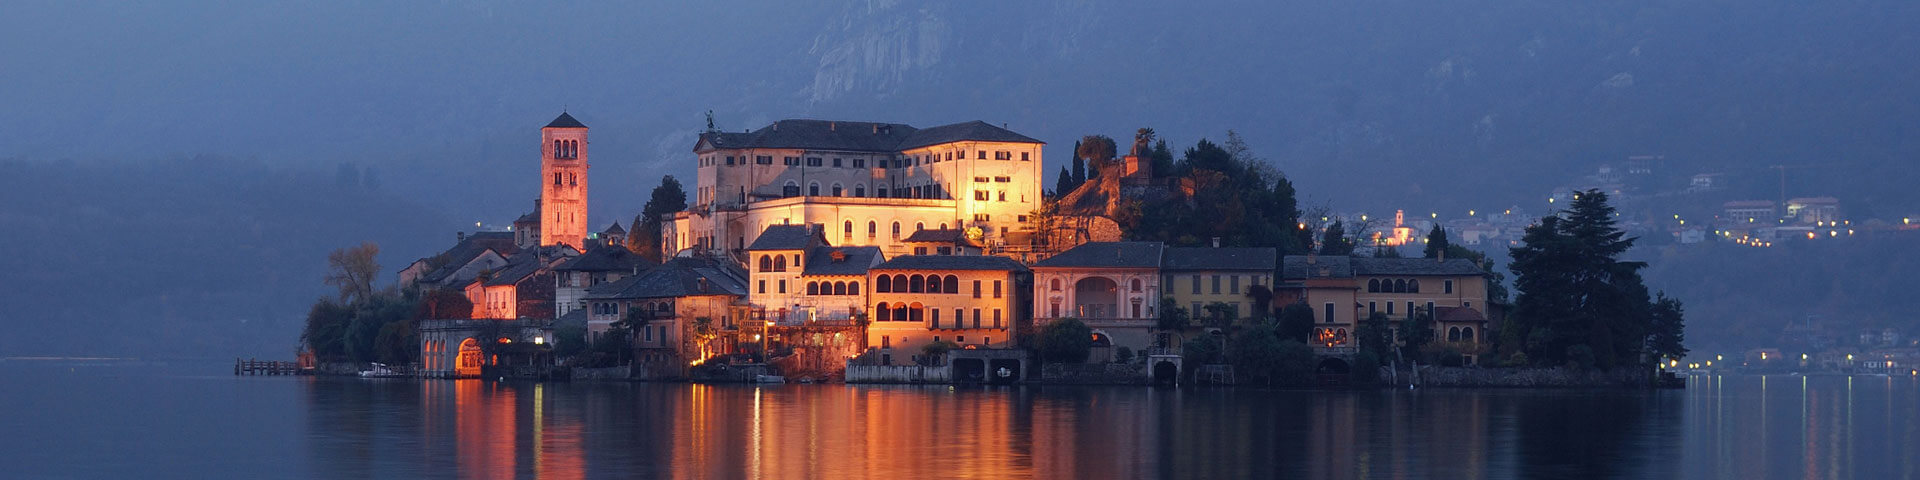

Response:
(1, 360), (1914, 479)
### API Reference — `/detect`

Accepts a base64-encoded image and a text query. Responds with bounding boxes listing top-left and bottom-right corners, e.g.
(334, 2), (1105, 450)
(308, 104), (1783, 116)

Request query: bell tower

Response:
(541, 112), (589, 251)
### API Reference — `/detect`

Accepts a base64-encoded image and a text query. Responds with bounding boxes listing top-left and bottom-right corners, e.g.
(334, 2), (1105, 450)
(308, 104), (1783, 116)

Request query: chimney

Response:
(772, 122), (779, 132)
(457, 231), (466, 242)
(830, 121), (836, 131)
(1211, 237), (1221, 248)
(1437, 248), (1446, 263)
(872, 124), (879, 134)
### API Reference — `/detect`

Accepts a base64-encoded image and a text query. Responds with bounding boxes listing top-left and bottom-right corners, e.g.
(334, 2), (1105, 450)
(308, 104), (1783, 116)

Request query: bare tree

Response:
(324, 242), (380, 304)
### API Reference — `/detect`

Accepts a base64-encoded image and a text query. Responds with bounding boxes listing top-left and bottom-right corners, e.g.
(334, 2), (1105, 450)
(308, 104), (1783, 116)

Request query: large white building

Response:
(664, 119), (1046, 260)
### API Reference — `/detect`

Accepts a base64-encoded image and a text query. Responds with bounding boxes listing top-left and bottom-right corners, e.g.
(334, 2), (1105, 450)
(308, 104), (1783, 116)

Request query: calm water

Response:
(2, 360), (1915, 479)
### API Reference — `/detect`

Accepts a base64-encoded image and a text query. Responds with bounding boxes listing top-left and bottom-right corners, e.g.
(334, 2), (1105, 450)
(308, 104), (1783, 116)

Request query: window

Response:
(973, 280), (982, 298)
(1409, 279), (1420, 293)
(759, 255), (772, 272)
(553, 173), (562, 186)
(855, 184), (866, 197)
(892, 222), (902, 238)
(756, 155), (772, 165)
(1050, 303), (1060, 318)
(1387, 302), (1394, 316)
(1017, 215), (1029, 223)
(877, 276), (892, 293)
(1021, 152), (1030, 161)
(915, 222), (925, 231)
(976, 150), (986, 159)
(758, 280), (766, 294)
(808, 183), (820, 196)
(774, 255), (786, 272)
(998, 192), (1006, 201)
(993, 280), (1003, 298)
(944, 276), (959, 294)
(914, 247), (928, 256)
(853, 158), (866, 168)
(1230, 276), (1240, 294)
(931, 309), (941, 329)
(844, 221), (853, 238)
(1191, 275), (1201, 294)
(783, 156), (799, 166)
(994, 151), (1010, 160)
(832, 184), (843, 196)
(832, 158), (843, 167)
(1369, 302), (1378, 316)
(974, 214), (990, 222)
(973, 309), (982, 328)
(994, 176), (1011, 182)
(1324, 303), (1335, 324)
(778, 280), (786, 293)
(725, 156), (735, 165)
(807, 282), (819, 295)
(974, 176), (990, 182)
(1131, 278), (1143, 292)
(993, 309), (1003, 328)
(783, 182), (800, 197)
(975, 190), (990, 201)
(806, 157), (823, 167)
(868, 221), (877, 237)
(877, 303), (892, 321)
(1445, 280), (1454, 294)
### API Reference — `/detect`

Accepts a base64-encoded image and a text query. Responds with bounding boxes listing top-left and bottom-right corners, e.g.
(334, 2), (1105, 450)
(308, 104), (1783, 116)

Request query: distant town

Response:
(288, 112), (1914, 385)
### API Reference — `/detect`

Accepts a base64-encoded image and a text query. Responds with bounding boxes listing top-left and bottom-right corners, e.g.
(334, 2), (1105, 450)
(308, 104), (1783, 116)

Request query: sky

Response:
(2, 1), (1917, 357)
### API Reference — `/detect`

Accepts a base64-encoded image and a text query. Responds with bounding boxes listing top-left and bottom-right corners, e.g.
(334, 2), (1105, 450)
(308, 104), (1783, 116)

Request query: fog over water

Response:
(2, 1), (1917, 357)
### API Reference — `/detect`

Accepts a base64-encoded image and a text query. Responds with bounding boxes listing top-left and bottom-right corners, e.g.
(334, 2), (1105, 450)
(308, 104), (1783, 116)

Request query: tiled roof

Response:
(903, 228), (965, 243)
(483, 256), (545, 286)
(1281, 256), (1487, 279)
(872, 255), (1029, 272)
(1161, 247), (1278, 272)
(802, 246), (884, 276)
(419, 232), (519, 284)
(695, 119), (1041, 153)
(747, 224), (825, 251)
(602, 222), (626, 235)
(1435, 306), (1487, 322)
(1032, 242), (1164, 269)
(545, 112), (586, 129)
(583, 256), (748, 300)
(554, 245), (650, 272)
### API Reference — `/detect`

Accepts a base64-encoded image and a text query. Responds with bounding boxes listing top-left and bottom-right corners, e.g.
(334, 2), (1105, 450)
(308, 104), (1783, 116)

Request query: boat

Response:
(359, 363), (408, 378)
(753, 374), (786, 384)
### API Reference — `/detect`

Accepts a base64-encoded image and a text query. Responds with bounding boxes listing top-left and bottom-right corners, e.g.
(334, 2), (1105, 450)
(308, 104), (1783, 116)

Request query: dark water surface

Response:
(2, 360), (1915, 479)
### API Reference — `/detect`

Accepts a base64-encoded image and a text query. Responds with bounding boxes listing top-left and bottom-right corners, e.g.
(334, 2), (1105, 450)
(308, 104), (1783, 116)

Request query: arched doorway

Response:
(1153, 360), (1180, 385)
(1074, 277), (1118, 318)
(1316, 357), (1350, 375)
(456, 337), (484, 378)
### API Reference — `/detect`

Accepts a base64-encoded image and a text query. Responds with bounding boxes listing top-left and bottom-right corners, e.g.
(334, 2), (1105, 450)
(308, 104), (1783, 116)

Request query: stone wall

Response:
(1038, 363), (1148, 385)
(845, 365), (951, 384)
(571, 366), (630, 381)
(1411, 366), (1651, 388)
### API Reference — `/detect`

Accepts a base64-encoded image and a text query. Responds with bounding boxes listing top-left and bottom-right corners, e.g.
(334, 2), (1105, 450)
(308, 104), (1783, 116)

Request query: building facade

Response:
(666, 119), (1045, 260)
(866, 255), (1030, 365)
(1030, 242), (1166, 359)
(1279, 255), (1492, 360)
(1160, 246), (1279, 324)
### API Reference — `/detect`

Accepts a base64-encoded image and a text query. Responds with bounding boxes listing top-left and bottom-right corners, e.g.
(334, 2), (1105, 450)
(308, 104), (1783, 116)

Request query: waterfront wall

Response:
(1038, 363), (1148, 385)
(1411, 366), (1650, 388)
(571, 366), (629, 381)
(846, 365), (951, 384)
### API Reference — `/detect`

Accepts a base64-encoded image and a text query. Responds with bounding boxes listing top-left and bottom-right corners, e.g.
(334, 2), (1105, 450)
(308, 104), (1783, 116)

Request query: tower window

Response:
(553, 173), (562, 186)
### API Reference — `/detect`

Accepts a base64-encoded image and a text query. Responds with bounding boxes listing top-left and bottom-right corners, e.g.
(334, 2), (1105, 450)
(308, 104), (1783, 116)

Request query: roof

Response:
(902, 228), (985, 247)
(1281, 256), (1354, 280)
(895, 120), (1043, 150)
(418, 232), (519, 284)
(1434, 306), (1487, 322)
(1723, 200), (1776, 208)
(583, 256), (748, 300)
(601, 222), (626, 235)
(545, 112), (586, 129)
(802, 246), (884, 276)
(1282, 255), (1487, 279)
(1032, 242), (1165, 269)
(695, 119), (1041, 153)
(871, 255), (1030, 272)
(1161, 247), (1278, 272)
(483, 256), (545, 286)
(554, 245), (650, 272)
(746, 224), (826, 251)
(514, 210), (540, 225)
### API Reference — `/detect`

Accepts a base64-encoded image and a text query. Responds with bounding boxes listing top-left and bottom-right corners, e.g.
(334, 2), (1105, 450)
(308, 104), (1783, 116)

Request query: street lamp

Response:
(763, 320), (775, 361)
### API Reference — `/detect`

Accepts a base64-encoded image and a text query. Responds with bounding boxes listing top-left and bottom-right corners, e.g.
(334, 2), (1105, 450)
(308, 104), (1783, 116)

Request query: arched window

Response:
(553, 140), (562, 157)
(877, 275), (892, 293)
(831, 183), (843, 196)
(892, 222), (902, 237)
(844, 221), (853, 237)
(1367, 279), (1379, 293)
(774, 255), (787, 272)
(895, 304), (910, 322)
(868, 221), (878, 237)
(833, 281), (847, 295)
(915, 222), (925, 232)
(783, 181), (800, 197)
(944, 275), (959, 294)
(855, 184), (866, 197)
(909, 275), (925, 293)
(1130, 279), (1142, 292)
(940, 223), (949, 230)
(809, 182), (820, 196)
(1396, 279), (1408, 293)
(877, 303), (892, 322)
(1448, 327), (1461, 342)
(1050, 278), (1061, 291)
(807, 282), (819, 295)
(553, 173), (562, 186)
(908, 304), (924, 322)
(1462, 327), (1474, 342)
(759, 255), (772, 272)
(849, 281), (861, 295)
(928, 275), (944, 293)
(1409, 279), (1420, 293)
(893, 274), (908, 293)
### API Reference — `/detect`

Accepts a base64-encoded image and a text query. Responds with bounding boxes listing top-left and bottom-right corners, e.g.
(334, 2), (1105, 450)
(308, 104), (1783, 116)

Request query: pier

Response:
(233, 358), (308, 376)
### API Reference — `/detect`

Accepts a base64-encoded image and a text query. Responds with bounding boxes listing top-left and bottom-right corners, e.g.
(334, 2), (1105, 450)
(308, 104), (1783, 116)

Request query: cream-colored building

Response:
(580, 256), (750, 361)
(666, 119), (1045, 260)
(866, 255), (1030, 366)
(1279, 255), (1491, 356)
(1030, 242), (1166, 359)
(743, 224), (885, 325)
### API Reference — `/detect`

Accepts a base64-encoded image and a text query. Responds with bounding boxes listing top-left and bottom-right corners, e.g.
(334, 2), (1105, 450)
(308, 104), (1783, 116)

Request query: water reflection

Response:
(292, 374), (1917, 479)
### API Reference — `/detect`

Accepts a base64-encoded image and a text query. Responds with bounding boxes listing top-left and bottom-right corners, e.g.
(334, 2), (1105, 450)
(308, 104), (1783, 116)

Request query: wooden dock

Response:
(234, 358), (309, 376)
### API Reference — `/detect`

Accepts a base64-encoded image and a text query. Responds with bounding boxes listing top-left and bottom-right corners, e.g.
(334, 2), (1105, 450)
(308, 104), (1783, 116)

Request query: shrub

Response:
(1038, 318), (1093, 364)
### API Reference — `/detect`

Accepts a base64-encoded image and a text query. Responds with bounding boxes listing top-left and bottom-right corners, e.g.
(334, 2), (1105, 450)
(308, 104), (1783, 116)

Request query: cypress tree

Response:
(1070, 140), (1086, 185)
(1424, 224), (1450, 258)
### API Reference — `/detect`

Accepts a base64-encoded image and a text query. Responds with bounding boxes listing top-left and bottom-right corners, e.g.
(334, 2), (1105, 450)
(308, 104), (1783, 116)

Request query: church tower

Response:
(541, 112), (589, 251)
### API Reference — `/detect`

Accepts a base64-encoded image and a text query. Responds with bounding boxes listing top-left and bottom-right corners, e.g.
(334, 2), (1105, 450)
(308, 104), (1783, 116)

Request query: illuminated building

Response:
(552, 245), (652, 318)
(539, 112), (590, 251)
(582, 255), (751, 367)
(743, 224), (885, 325)
(665, 119), (1045, 259)
(1279, 255), (1492, 362)
(1159, 246), (1279, 340)
(1030, 242), (1166, 359)
(866, 255), (1030, 365)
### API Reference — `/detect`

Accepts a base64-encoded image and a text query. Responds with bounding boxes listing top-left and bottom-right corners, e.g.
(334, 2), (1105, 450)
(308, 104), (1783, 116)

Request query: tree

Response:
(1155, 298), (1191, 334)
(1276, 302), (1316, 343)
(629, 175), (688, 261)
(1227, 323), (1312, 385)
(1399, 309), (1436, 360)
(921, 340), (960, 363)
(1424, 225), (1451, 259)
(1201, 302), (1239, 327)
(1182, 335), (1224, 366)
(301, 298), (354, 361)
(1077, 135), (1117, 173)
(1244, 284), (1275, 322)
(1038, 318), (1094, 363)
(1149, 139), (1174, 176)
(1648, 292), (1688, 361)
(412, 288), (473, 320)
(1375, 245), (1404, 258)
(1509, 189), (1663, 369)
(1319, 221), (1355, 255)
(324, 242), (380, 304)
(1114, 346), (1135, 364)
(1355, 312), (1396, 361)
(1052, 166), (1074, 197)
(1070, 140), (1086, 185)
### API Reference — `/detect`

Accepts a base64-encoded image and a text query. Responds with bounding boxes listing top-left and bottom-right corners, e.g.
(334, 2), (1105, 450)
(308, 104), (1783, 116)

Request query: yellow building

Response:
(1159, 246), (1278, 325)
(668, 119), (1045, 259)
(865, 255), (1030, 365)
(581, 256), (751, 365)
(1279, 255), (1492, 360)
